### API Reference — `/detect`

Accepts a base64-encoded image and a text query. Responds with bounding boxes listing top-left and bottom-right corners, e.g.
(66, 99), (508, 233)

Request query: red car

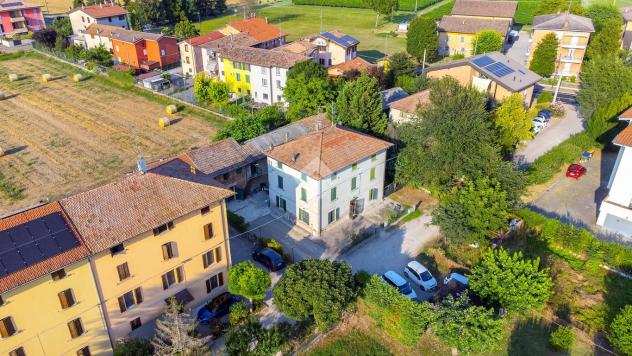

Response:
(566, 164), (586, 179)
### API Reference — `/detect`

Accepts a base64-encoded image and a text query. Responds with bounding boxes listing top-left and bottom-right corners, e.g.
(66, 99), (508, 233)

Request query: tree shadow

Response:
(266, 13), (301, 25)
(507, 317), (557, 356)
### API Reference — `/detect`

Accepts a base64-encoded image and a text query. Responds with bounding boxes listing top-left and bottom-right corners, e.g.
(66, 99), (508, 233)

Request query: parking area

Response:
(505, 30), (531, 66)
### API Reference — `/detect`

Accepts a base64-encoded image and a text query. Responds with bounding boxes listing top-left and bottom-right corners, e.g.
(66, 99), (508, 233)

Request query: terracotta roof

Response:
(328, 57), (376, 76)
(71, 3), (128, 18)
(623, 6), (632, 22)
(0, 203), (90, 293)
(620, 106), (632, 121)
(266, 126), (392, 179)
(85, 23), (166, 43)
(451, 0), (517, 18)
(200, 33), (259, 50)
(0, 0), (40, 11)
(389, 90), (431, 113)
(61, 173), (233, 253)
(218, 45), (306, 68)
(532, 13), (595, 32)
(275, 39), (318, 56)
(183, 138), (260, 176)
(227, 17), (286, 44)
(184, 31), (224, 46)
(613, 125), (632, 147)
(438, 15), (511, 34)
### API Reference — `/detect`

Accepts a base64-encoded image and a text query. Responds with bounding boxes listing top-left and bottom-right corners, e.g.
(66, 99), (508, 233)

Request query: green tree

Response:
(534, 0), (584, 17)
(151, 300), (209, 354)
(587, 18), (623, 58)
(432, 178), (511, 242)
(586, 3), (622, 31)
(216, 105), (287, 142)
(193, 73), (229, 104)
(284, 60), (335, 121)
(529, 33), (558, 78)
(173, 17), (200, 40)
(332, 74), (387, 135)
(407, 16), (439, 62)
(549, 326), (575, 351)
(113, 338), (153, 356)
(365, 0), (398, 26)
(227, 261), (271, 306)
(395, 77), (525, 203)
(33, 29), (57, 49)
(83, 46), (113, 67)
(610, 305), (632, 356)
(469, 249), (553, 313)
(51, 17), (72, 38)
(395, 74), (428, 94)
(273, 259), (356, 330)
(433, 294), (504, 353)
(494, 93), (534, 151)
(386, 51), (414, 87)
(473, 30), (504, 55)
(225, 319), (288, 356)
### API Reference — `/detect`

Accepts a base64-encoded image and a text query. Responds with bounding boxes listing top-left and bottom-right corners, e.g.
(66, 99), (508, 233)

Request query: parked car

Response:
(434, 272), (469, 302)
(566, 163), (587, 179)
(252, 248), (286, 272)
(382, 271), (418, 300)
(538, 109), (552, 121)
(196, 292), (242, 324)
(403, 261), (437, 291)
(444, 272), (468, 286)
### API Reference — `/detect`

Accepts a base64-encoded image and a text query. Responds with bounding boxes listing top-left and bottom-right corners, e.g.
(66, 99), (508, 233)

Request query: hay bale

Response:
(165, 104), (178, 115)
(0, 91), (5, 100)
(158, 117), (174, 128)
(41, 73), (52, 83)
(8, 73), (18, 82)
(72, 73), (84, 82)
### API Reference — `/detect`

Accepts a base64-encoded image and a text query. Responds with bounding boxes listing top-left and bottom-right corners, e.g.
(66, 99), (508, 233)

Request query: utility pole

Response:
(552, 73), (563, 104)
(320, 2), (323, 33)
(415, 0), (418, 12)
(422, 48), (427, 72)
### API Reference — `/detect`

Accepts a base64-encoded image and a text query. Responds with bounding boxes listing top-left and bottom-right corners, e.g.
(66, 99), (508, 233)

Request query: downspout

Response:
(88, 255), (115, 350)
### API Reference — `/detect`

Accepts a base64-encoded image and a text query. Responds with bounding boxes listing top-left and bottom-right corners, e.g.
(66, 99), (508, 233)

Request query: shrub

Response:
(228, 261), (271, 303)
(530, 33), (558, 77)
(549, 325), (575, 351)
(473, 30), (504, 54)
(113, 338), (153, 356)
(395, 74), (428, 94)
(610, 305), (632, 355)
(537, 91), (553, 104)
(229, 301), (250, 326)
(225, 319), (288, 356)
(259, 238), (284, 255)
(227, 211), (248, 232)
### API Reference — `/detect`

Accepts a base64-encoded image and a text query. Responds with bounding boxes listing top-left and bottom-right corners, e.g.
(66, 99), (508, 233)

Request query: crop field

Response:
(0, 52), (220, 214)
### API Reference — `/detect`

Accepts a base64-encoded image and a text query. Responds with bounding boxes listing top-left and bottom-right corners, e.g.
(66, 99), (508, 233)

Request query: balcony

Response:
(559, 55), (582, 63)
(10, 16), (25, 23)
(560, 42), (586, 49)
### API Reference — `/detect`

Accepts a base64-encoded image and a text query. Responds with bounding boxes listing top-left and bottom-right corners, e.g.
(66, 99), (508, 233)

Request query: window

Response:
(161, 266), (185, 290)
(369, 188), (378, 200)
(153, 221), (174, 236)
(130, 317), (142, 331)
(185, 56), (190, 64)
(67, 318), (84, 339)
(117, 262), (130, 281)
(299, 209), (309, 224)
(222, 172), (229, 180)
(118, 288), (143, 313)
(330, 187), (337, 201)
(202, 250), (214, 268)
(276, 68), (281, 76)
(108, 16), (112, 22)
(200, 206), (210, 215)
(327, 208), (340, 224)
(204, 223), (214, 240)
(205, 272), (224, 293)
(160, 49), (166, 56)
(162, 242), (178, 260)
(352, 163), (358, 171)
(331, 172), (338, 180)
(370, 167), (376, 180)
(276, 80), (281, 88)
(263, 93), (269, 100)
(236, 167), (242, 174)
(276, 196), (287, 211)
(236, 73), (241, 81)
(246, 74), (250, 82)
(301, 173), (307, 181)
(277, 95), (282, 102)
(262, 78), (268, 87)
(51, 268), (67, 280)
(351, 176), (357, 190)
(58, 289), (76, 309)
(277, 175), (284, 190)
(9, 347), (25, 356)
(300, 187), (307, 202)
(371, 153), (377, 162)
(118, 15), (124, 20)
(77, 346), (91, 356)
(262, 67), (269, 74)
(185, 44), (189, 52)
(0, 316), (16, 338)
(277, 161), (282, 169)
(0, 295), (3, 306)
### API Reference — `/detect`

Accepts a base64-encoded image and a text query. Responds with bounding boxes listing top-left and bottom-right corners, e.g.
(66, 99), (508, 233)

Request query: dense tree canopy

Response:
(529, 33), (558, 78)
(587, 18), (623, 59)
(407, 16), (439, 62)
(610, 305), (632, 356)
(228, 261), (271, 303)
(126, 0), (225, 30)
(273, 259), (356, 330)
(469, 249), (553, 313)
(51, 17), (72, 38)
(494, 93), (534, 151)
(586, 3), (622, 31)
(193, 74), (230, 104)
(534, 0), (584, 17)
(173, 17), (200, 40)
(473, 30), (504, 55)
(216, 105), (287, 142)
(284, 61), (335, 121)
(365, 0), (398, 25)
(332, 74), (388, 135)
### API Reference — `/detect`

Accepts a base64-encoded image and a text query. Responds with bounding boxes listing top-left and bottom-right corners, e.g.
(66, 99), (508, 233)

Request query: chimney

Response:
(293, 153), (300, 162)
(137, 156), (147, 174)
(99, 3), (102, 7)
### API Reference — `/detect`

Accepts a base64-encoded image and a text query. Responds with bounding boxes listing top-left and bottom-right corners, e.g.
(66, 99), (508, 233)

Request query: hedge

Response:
(292, 0), (441, 12)
(516, 209), (632, 273)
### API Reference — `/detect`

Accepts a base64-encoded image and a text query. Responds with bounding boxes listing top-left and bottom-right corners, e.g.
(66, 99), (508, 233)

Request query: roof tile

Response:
(72, 3), (127, 18)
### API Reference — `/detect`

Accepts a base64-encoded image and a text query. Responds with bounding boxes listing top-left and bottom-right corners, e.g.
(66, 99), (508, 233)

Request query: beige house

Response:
(311, 30), (359, 67)
(530, 13), (594, 78)
(425, 52), (541, 105)
(179, 31), (225, 77)
(438, 0), (517, 57)
(622, 7), (632, 50)
(388, 90), (430, 124)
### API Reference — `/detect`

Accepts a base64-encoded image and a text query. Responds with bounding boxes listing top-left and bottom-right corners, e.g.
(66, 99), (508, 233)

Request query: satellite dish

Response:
(137, 156), (148, 174)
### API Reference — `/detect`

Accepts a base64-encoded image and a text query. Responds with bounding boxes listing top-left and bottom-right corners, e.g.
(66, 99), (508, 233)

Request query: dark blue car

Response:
(252, 248), (286, 271)
(196, 292), (242, 324)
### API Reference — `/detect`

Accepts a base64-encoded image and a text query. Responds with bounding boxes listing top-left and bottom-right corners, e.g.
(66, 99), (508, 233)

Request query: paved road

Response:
(514, 103), (585, 165)
(505, 30), (531, 65)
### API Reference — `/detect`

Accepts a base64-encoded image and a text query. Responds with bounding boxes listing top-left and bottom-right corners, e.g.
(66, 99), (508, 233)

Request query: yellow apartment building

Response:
(530, 13), (595, 78)
(0, 203), (111, 356)
(219, 57), (252, 96)
(61, 172), (233, 343)
(437, 0), (516, 57)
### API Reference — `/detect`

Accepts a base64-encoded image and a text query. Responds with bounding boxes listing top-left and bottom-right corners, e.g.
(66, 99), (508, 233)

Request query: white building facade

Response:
(250, 64), (289, 105)
(69, 4), (129, 35)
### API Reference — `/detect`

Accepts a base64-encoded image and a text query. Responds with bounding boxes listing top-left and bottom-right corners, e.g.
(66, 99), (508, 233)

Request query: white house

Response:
(597, 108), (632, 239)
(69, 3), (128, 36)
(265, 125), (392, 236)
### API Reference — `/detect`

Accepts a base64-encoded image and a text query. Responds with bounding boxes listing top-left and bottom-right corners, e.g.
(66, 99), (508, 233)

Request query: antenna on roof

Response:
(137, 156), (148, 174)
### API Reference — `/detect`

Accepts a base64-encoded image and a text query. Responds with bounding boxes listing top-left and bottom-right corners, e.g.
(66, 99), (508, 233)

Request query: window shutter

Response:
(58, 290), (69, 309)
(206, 279), (211, 293)
(176, 266), (185, 283)
(117, 263), (130, 280)
(0, 317), (12, 337)
(172, 242), (178, 258)
(218, 272), (224, 286)
(134, 287), (143, 304)
(215, 247), (222, 263)
(118, 296), (127, 313)
(161, 274), (169, 290)
(68, 319), (83, 338)
(204, 223), (214, 240)
(162, 244), (169, 260)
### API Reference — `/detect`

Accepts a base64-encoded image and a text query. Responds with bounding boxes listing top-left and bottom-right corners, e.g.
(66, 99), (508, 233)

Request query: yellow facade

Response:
(90, 200), (231, 342)
(221, 58), (252, 96)
(0, 260), (112, 356)
(530, 29), (590, 78)
(444, 32), (476, 57)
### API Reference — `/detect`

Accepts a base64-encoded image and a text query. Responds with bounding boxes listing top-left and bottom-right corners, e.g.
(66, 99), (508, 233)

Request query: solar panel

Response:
(25, 220), (48, 238)
(472, 55), (494, 68)
(0, 250), (25, 275)
(486, 62), (514, 77)
(20, 245), (41, 264)
(54, 230), (78, 250)
(44, 214), (66, 233)
(9, 225), (31, 243)
(0, 230), (15, 254)
(38, 237), (61, 258)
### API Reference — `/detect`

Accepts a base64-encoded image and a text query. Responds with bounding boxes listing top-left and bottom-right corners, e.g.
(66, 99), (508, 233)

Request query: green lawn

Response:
(196, 4), (408, 56)
(307, 330), (392, 356)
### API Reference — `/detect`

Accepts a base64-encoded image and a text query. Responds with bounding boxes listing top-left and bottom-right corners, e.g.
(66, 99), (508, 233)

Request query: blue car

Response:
(252, 248), (286, 271)
(538, 109), (552, 121)
(196, 292), (242, 324)
(382, 270), (418, 300)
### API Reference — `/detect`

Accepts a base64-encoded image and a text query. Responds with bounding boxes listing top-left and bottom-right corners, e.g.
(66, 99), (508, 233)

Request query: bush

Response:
(549, 325), (575, 351)
(259, 238), (284, 255)
(225, 319), (288, 356)
(395, 74), (428, 94)
(610, 305), (632, 355)
(537, 91), (553, 104)
(363, 275), (436, 346)
(113, 338), (153, 356)
(227, 211), (248, 232)
(229, 301), (250, 326)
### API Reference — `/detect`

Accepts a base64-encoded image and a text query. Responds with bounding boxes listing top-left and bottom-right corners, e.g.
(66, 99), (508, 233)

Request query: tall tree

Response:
(494, 93), (534, 151)
(227, 261), (271, 307)
(364, 0), (398, 27)
(173, 17), (200, 40)
(587, 18), (623, 58)
(407, 16), (439, 62)
(473, 30), (504, 55)
(332, 74), (388, 135)
(151, 300), (209, 355)
(529, 33), (558, 78)
(534, 0), (584, 17)
(284, 61), (335, 121)
(50, 17), (72, 38)
(585, 3), (622, 31)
